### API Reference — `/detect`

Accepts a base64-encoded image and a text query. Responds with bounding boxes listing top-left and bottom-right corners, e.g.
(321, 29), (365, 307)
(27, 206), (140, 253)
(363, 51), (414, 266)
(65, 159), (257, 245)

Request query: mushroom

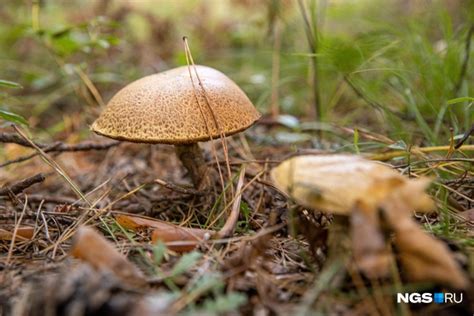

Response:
(91, 65), (261, 189)
(271, 154), (467, 288)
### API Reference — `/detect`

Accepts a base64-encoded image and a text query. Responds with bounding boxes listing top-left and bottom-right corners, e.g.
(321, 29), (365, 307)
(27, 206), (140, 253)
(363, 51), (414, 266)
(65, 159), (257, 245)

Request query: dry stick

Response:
(154, 178), (203, 196)
(182, 37), (231, 197)
(1, 146), (57, 168)
(370, 144), (474, 161)
(0, 132), (118, 150)
(0, 173), (45, 196)
(218, 166), (246, 238)
(396, 157), (474, 168)
(6, 195), (29, 266)
(0, 132), (118, 168)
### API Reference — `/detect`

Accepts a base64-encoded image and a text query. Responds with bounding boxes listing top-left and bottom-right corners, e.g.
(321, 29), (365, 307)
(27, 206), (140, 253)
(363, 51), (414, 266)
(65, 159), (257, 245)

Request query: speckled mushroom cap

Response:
(91, 65), (261, 144)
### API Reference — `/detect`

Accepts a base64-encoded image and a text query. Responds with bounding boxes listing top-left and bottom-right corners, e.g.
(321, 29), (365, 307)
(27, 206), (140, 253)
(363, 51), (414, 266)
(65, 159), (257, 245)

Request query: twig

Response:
(0, 132), (118, 168)
(21, 194), (76, 204)
(0, 132), (118, 151)
(370, 144), (474, 161)
(154, 178), (204, 196)
(0, 173), (46, 196)
(454, 24), (474, 96)
(396, 157), (473, 168)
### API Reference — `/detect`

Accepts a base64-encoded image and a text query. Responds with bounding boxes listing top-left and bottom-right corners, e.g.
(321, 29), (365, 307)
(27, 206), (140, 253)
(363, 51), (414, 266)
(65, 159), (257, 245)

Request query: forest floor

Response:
(0, 121), (473, 315)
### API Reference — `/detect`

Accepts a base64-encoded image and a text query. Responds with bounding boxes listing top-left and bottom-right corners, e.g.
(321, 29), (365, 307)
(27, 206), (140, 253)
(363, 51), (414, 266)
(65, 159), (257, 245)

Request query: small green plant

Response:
(0, 79), (27, 125)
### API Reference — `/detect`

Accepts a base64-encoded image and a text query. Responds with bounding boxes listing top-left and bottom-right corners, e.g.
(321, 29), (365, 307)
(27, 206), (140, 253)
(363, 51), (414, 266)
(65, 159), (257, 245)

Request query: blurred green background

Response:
(0, 0), (473, 146)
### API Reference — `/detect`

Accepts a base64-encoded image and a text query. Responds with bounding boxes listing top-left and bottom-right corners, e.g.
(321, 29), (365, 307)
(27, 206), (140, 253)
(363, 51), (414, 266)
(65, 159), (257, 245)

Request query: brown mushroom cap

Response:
(91, 65), (261, 144)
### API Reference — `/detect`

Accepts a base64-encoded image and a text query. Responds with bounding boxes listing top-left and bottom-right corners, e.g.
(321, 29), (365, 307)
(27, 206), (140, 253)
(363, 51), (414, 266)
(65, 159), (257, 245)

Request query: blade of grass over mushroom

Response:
(183, 37), (230, 194)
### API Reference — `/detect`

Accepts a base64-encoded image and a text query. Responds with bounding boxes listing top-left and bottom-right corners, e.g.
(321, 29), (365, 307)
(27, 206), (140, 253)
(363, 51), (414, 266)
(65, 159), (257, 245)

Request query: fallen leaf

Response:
(70, 226), (146, 287)
(115, 214), (213, 252)
(0, 226), (34, 241)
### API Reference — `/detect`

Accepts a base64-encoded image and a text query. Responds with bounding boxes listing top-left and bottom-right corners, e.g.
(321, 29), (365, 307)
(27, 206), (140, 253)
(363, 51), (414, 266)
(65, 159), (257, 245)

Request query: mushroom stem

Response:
(175, 143), (210, 189)
(327, 215), (351, 262)
(323, 215), (351, 287)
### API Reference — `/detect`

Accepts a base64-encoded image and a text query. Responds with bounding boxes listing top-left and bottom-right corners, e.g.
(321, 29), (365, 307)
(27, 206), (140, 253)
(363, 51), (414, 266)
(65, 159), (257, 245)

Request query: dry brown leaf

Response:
(70, 226), (146, 287)
(271, 155), (433, 214)
(383, 199), (468, 289)
(116, 214), (213, 252)
(0, 226), (35, 241)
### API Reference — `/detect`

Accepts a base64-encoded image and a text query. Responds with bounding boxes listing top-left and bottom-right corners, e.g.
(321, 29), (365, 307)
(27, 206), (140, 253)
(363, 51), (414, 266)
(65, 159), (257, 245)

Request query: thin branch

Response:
(153, 178), (204, 196)
(0, 132), (118, 152)
(0, 173), (46, 196)
(0, 132), (118, 168)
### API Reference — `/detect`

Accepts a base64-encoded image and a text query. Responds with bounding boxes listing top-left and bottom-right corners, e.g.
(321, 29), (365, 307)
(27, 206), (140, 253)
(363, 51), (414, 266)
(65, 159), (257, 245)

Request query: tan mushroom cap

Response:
(91, 65), (261, 144)
(271, 154), (433, 214)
